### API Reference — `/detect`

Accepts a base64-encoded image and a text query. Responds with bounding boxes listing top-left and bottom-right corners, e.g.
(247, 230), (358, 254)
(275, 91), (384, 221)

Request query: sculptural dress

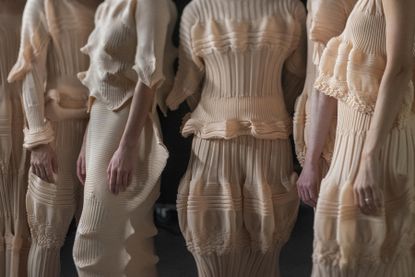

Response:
(167, 0), (306, 276)
(312, 0), (415, 276)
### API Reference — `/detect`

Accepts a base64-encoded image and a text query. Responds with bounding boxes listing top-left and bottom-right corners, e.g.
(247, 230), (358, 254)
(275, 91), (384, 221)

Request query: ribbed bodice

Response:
(167, 0), (307, 140)
(315, 0), (414, 116)
(8, 0), (98, 93)
(78, 0), (177, 112)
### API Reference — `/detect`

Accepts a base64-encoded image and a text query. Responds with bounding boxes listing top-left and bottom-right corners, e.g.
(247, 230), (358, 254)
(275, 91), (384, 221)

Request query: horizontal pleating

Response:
(315, 37), (387, 114)
(192, 16), (300, 55)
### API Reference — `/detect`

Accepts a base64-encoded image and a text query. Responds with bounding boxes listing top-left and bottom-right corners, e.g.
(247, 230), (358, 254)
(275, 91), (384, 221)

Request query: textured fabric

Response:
(8, 0), (99, 149)
(73, 100), (168, 277)
(166, 0), (307, 140)
(313, 0), (415, 274)
(7, 1), (99, 276)
(293, 0), (356, 167)
(78, 0), (177, 114)
(26, 119), (86, 277)
(0, 3), (30, 277)
(313, 102), (415, 276)
(315, 0), (414, 116)
(178, 136), (299, 277)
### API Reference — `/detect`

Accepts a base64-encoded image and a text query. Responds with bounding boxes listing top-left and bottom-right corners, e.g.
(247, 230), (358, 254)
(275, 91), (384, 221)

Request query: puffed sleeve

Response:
(282, 1), (307, 115)
(310, 0), (356, 64)
(8, 0), (53, 149)
(166, 3), (205, 111)
(133, 0), (172, 90)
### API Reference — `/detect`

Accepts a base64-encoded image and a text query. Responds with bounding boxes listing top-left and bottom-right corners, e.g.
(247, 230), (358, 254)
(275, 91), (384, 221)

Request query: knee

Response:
(28, 217), (66, 249)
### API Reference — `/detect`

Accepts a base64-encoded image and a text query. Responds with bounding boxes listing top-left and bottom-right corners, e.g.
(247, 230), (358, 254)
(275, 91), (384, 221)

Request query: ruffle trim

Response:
(181, 116), (292, 140)
(23, 122), (55, 149)
(315, 37), (389, 114)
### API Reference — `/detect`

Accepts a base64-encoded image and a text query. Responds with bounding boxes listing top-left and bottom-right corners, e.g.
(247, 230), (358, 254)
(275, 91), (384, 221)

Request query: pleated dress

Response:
(167, 0), (307, 276)
(312, 0), (415, 276)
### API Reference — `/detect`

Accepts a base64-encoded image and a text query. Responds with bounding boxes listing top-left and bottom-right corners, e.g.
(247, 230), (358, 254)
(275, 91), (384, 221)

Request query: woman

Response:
(8, 0), (100, 276)
(294, 0), (357, 207)
(298, 0), (415, 275)
(166, 0), (306, 276)
(0, 1), (29, 276)
(72, 0), (176, 276)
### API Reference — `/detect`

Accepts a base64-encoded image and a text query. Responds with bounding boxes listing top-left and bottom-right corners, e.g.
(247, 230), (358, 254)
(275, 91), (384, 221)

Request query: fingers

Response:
(77, 156), (86, 185)
(107, 164), (118, 195)
(355, 185), (382, 215)
(45, 161), (55, 183)
(116, 170), (125, 193)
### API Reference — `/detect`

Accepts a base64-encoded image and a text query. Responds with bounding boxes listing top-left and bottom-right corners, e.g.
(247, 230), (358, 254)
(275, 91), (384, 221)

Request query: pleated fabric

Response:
(0, 4), (30, 277)
(26, 119), (86, 277)
(312, 102), (415, 276)
(178, 136), (299, 277)
(73, 99), (168, 277)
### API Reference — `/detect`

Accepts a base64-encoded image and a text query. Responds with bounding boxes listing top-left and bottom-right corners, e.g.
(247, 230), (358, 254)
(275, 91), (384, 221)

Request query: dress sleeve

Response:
(310, 0), (356, 64)
(8, 0), (53, 149)
(166, 3), (205, 111)
(282, 2), (307, 115)
(132, 0), (172, 89)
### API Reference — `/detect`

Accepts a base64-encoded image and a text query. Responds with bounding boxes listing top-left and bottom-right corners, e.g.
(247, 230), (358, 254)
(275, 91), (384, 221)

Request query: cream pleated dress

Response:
(0, 2), (30, 277)
(313, 0), (415, 276)
(7, 0), (100, 276)
(72, 0), (176, 276)
(167, 0), (306, 276)
(293, 0), (356, 172)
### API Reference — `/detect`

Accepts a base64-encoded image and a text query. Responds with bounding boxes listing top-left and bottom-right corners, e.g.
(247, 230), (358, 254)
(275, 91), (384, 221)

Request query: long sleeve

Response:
(282, 1), (307, 115)
(8, 0), (52, 149)
(166, 4), (205, 111)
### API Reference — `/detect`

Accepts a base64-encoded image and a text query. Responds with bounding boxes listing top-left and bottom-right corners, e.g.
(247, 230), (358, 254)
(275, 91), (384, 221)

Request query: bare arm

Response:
(298, 89), (337, 207)
(354, 0), (415, 213)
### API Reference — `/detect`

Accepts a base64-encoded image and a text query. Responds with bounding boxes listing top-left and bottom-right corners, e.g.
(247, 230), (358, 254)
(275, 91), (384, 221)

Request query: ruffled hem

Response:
(181, 117), (292, 140)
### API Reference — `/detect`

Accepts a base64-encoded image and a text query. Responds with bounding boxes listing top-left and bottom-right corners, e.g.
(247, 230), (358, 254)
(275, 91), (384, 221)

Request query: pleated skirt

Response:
(312, 102), (415, 277)
(178, 135), (299, 277)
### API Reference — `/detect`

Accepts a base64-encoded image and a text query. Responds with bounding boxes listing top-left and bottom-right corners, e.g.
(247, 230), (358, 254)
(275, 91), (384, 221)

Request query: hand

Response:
(76, 143), (86, 185)
(297, 160), (321, 207)
(353, 154), (383, 215)
(107, 145), (137, 195)
(31, 144), (58, 183)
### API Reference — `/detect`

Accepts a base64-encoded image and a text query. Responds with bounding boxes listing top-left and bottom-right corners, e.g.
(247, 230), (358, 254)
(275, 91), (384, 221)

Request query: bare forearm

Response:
(119, 82), (155, 149)
(363, 68), (412, 156)
(305, 90), (337, 164)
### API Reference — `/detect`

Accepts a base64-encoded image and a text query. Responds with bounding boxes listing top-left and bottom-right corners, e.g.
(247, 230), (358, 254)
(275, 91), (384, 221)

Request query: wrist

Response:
(119, 138), (138, 151)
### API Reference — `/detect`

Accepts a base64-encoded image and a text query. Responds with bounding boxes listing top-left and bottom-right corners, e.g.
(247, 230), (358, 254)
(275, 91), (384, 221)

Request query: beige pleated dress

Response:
(0, 2), (30, 277)
(72, 0), (176, 276)
(166, 0), (306, 276)
(293, 0), (356, 173)
(7, 0), (100, 276)
(312, 0), (415, 276)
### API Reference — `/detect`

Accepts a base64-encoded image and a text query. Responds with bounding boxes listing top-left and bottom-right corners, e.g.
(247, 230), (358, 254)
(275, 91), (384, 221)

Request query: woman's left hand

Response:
(353, 153), (383, 215)
(107, 145), (137, 195)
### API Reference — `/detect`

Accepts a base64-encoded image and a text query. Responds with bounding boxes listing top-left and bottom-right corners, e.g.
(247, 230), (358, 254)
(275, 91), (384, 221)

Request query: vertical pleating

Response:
(26, 119), (86, 277)
(0, 6), (30, 277)
(73, 99), (168, 277)
(312, 102), (415, 276)
(177, 136), (299, 277)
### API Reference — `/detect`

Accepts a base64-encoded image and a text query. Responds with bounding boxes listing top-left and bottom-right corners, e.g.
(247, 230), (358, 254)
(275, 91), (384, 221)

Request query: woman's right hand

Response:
(31, 144), (58, 183)
(297, 160), (321, 208)
(77, 142), (87, 185)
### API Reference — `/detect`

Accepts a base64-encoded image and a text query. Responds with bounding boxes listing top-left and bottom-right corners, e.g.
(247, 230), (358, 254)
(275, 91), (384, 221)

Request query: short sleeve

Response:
(282, 2), (307, 114)
(8, 0), (50, 83)
(310, 0), (356, 64)
(133, 0), (172, 89)
(166, 3), (205, 111)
